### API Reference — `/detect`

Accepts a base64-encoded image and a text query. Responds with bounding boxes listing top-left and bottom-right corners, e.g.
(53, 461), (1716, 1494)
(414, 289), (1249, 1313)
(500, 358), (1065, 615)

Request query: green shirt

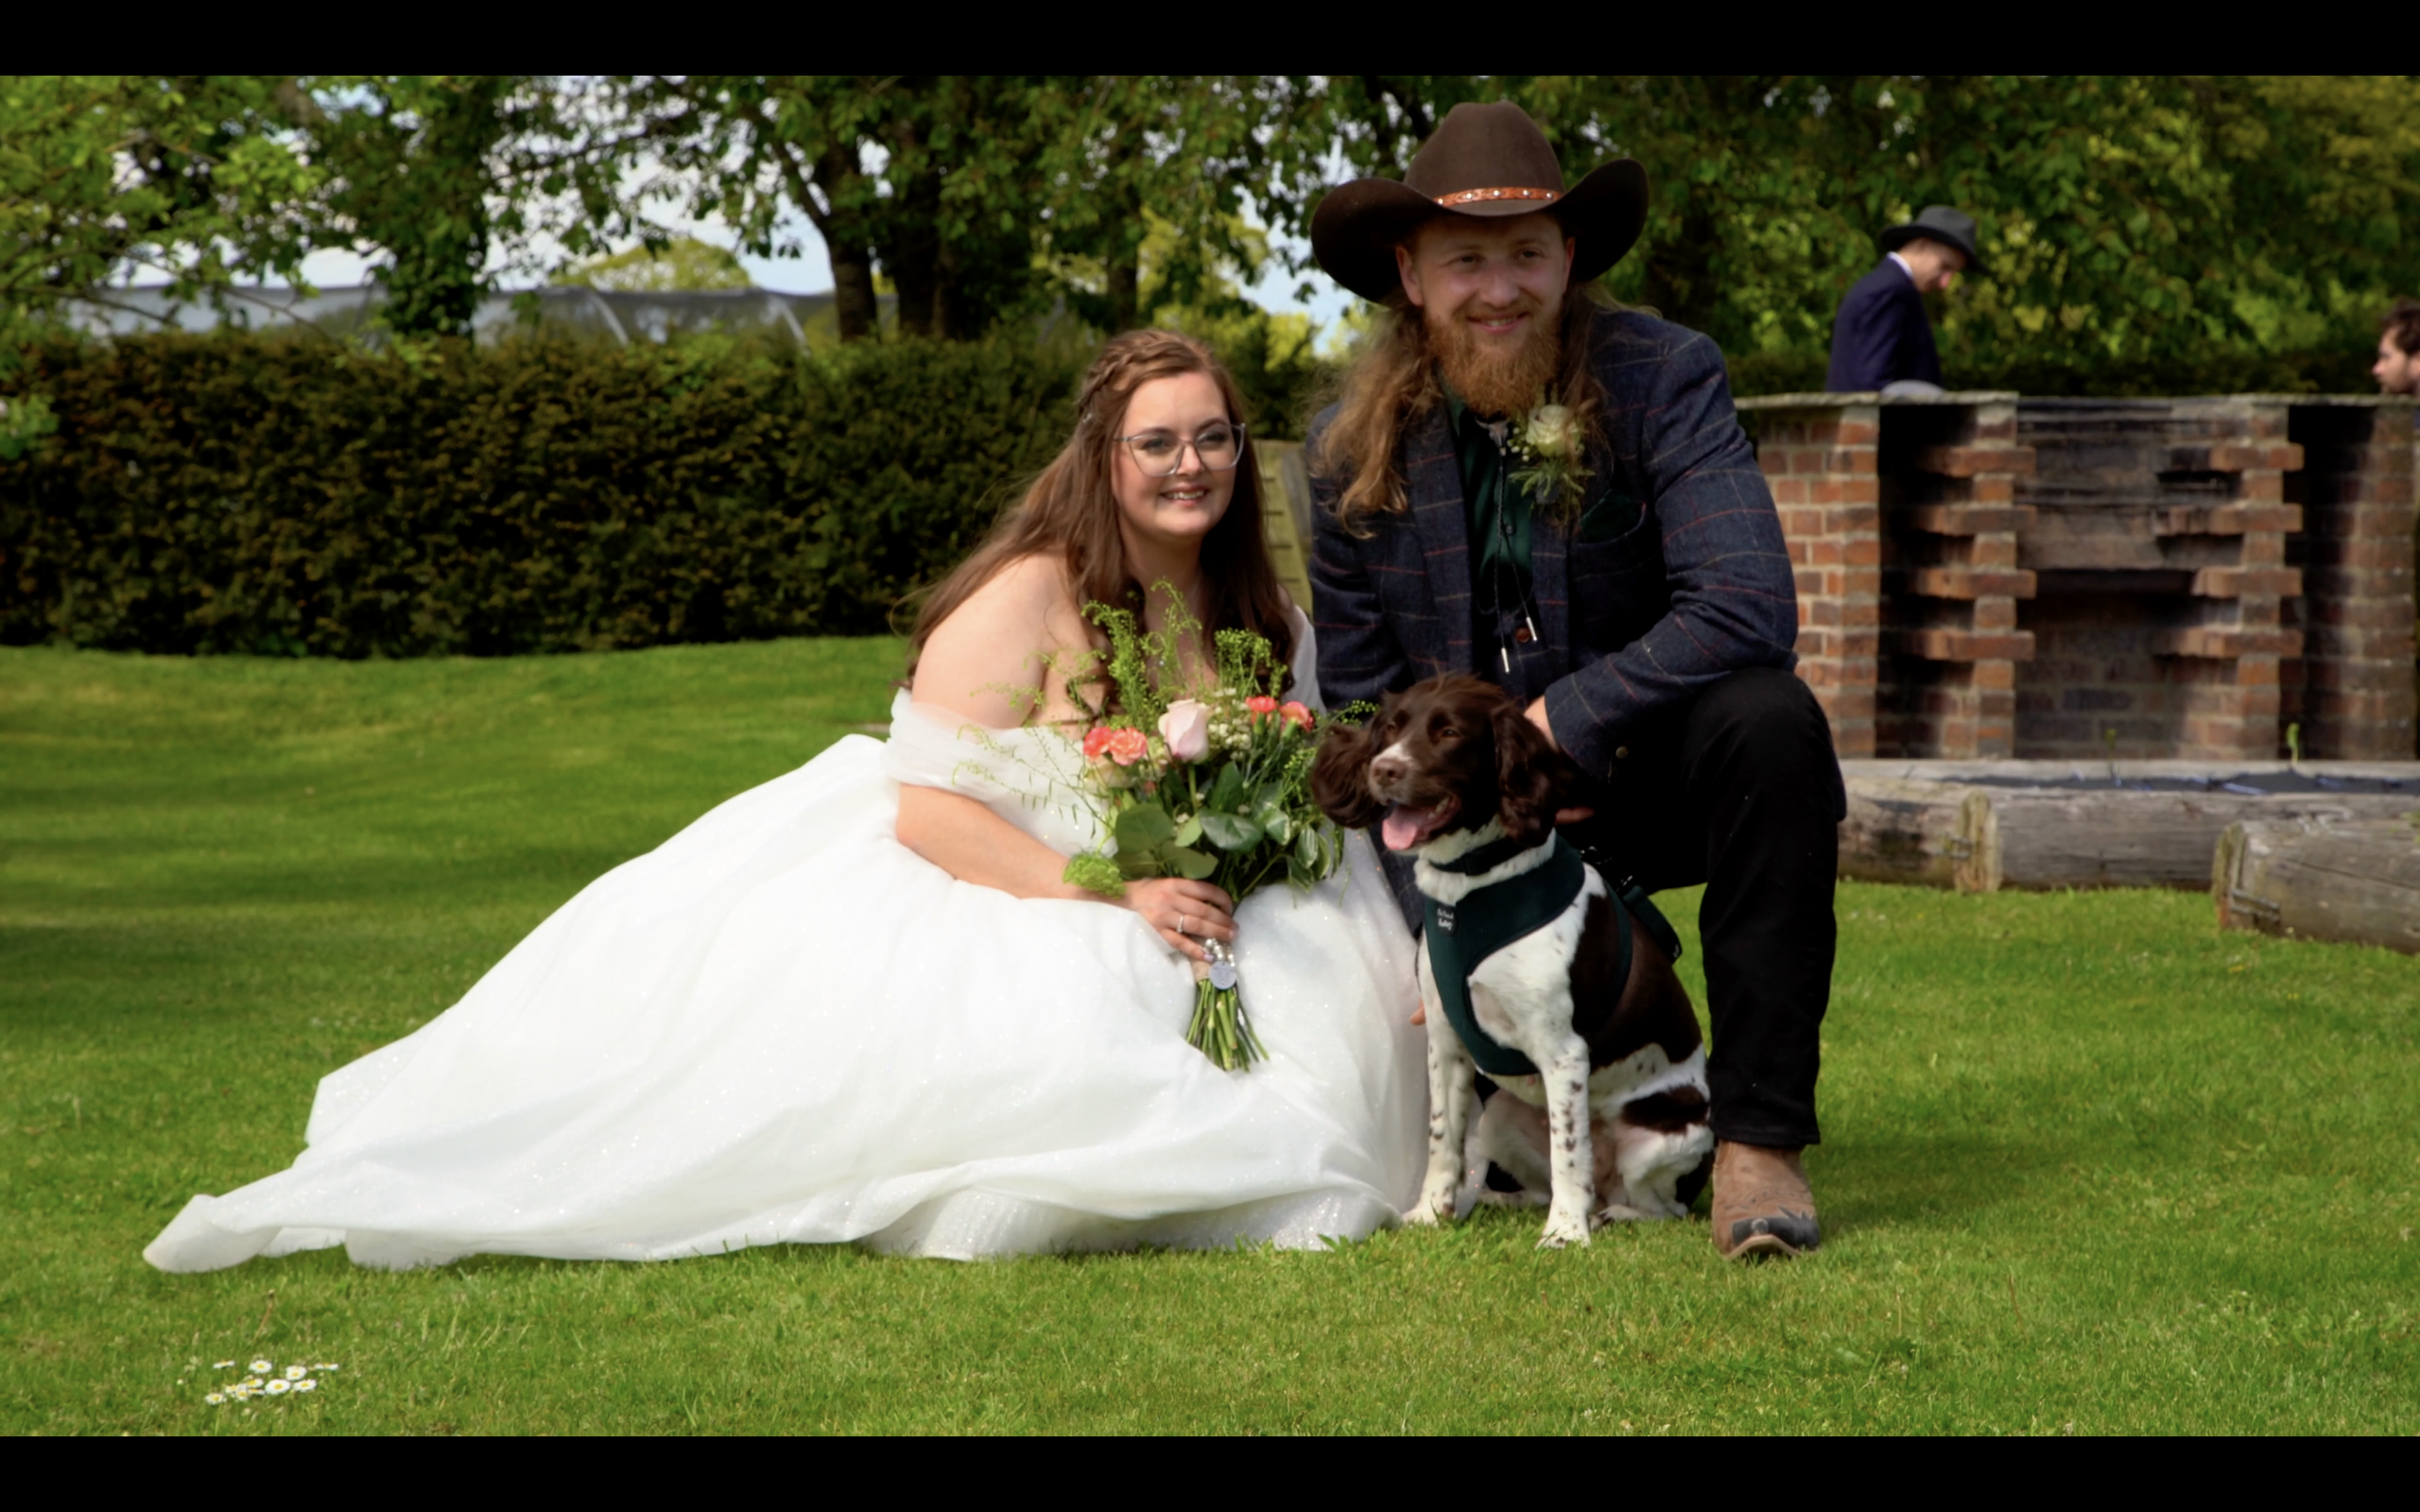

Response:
(1445, 387), (1534, 651)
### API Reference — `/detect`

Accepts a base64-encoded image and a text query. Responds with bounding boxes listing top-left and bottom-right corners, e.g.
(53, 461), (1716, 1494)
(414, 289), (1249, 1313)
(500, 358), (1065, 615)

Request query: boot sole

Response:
(1720, 1230), (1813, 1261)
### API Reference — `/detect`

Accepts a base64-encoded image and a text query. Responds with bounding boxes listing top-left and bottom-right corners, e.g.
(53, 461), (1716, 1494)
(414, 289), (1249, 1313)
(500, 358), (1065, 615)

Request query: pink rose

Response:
(1081, 726), (1116, 761)
(1279, 700), (1314, 731)
(1244, 696), (1279, 719)
(1106, 727), (1150, 766)
(1156, 698), (1212, 762)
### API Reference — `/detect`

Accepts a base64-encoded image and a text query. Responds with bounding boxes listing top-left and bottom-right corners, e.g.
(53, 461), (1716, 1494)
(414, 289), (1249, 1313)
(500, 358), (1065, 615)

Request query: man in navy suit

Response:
(1825, 206), (1983, 393)
(1308, 102), (1843, 1260)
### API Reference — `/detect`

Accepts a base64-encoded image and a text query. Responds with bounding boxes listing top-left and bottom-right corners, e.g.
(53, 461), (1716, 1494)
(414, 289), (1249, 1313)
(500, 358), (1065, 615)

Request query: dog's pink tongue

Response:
(1381, 805), (1430, 851)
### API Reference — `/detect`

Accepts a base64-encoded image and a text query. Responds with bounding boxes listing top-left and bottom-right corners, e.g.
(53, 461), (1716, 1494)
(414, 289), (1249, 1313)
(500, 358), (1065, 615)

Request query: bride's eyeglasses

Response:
(1113, 421), (1247, 476)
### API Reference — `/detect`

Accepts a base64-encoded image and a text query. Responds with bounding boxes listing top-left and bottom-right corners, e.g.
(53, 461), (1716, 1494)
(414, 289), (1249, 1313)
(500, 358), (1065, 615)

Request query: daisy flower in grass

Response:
(285, 1366), (307, 1381)
(204, 1393), (226, 1405)
(250, 1359), (273, 1374)
(265, 1379), (291, 1396)
(295, 1379), (319, 1393)
(213, 1361), (234, 1370)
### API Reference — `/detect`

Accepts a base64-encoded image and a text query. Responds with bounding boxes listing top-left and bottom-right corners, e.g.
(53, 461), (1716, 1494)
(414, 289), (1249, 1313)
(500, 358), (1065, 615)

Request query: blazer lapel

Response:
(1403, 404), (1476, 677)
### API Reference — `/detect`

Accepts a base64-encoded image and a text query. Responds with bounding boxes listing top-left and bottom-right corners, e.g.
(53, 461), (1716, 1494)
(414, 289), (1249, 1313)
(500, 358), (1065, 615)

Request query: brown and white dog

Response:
(1313, 675), (1713, 1248)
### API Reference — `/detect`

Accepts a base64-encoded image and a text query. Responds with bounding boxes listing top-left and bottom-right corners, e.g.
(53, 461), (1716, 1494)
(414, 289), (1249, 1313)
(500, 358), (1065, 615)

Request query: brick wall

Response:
(1749, 401), (1882, 756)
(1875, 399), (2036, 758)
(2015, 399), (2306, 760)
(1743, 392), (2417, 763)
(1740, 392), (2037, 759)
(2288, 401), (2418, 759)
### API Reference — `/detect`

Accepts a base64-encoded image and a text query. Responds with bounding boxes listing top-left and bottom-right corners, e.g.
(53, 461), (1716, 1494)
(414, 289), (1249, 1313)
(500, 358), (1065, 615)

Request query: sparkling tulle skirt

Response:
(145, 724), (1426, 1269)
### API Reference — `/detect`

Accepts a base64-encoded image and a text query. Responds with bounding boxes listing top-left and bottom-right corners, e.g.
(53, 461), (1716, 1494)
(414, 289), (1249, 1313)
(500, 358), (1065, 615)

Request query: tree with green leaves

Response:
(589, 76), (1302, 343)
(1242, 76), (2420, 391)
(297, 76), (518, 338)
(554, 236), (751, 292)
(0, 75), (321, 452)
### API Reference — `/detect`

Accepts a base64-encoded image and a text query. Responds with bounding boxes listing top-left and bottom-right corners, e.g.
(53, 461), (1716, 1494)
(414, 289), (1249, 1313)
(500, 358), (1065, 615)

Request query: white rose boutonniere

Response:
(1509, 400), (1590, 507)
(1524, 404), (1575, 457)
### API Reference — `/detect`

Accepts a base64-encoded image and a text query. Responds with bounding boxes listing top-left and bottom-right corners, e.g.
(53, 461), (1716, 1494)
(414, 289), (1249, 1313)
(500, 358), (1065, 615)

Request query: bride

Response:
(146, 330), (1426, 1270)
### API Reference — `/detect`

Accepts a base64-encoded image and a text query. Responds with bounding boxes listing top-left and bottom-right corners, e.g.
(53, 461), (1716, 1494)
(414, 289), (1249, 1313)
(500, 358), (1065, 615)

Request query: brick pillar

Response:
(1742, 400), (1880, 757)
(2288, 400), (2418, 759)
(1894, 398), (2037, 757)
(2156, 402), (2305, 760)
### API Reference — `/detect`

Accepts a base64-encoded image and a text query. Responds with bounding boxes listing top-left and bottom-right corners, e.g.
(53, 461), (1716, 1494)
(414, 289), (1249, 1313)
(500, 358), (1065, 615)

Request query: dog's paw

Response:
(1406, 1195), (1454, 1227)
(1593, 1201), (1660, 1225)
(1537, 1211), (1592, 1249)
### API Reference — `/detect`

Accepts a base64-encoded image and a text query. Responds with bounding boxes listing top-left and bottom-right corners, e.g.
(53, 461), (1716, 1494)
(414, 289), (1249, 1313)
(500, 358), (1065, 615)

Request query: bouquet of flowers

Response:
(1061, 588), (1361, 1071)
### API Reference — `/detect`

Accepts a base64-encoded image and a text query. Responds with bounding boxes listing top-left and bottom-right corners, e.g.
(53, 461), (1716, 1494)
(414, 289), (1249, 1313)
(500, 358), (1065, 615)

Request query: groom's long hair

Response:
(1315, 284), (1610, 534)
(906, 330), (1296, 700)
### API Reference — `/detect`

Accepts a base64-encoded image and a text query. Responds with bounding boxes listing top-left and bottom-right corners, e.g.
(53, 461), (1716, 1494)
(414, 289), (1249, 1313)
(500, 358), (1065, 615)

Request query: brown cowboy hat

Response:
(1310, 100), (1649, 303)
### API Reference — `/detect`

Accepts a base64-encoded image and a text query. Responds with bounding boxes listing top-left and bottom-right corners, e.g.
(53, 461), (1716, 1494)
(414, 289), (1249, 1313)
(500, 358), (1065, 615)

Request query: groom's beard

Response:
(1426, 294), (1563, 418)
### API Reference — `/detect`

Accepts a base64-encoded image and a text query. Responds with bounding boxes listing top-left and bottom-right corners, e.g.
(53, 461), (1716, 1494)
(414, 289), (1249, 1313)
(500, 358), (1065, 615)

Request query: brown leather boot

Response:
(1711, 1141), (1821, 1259)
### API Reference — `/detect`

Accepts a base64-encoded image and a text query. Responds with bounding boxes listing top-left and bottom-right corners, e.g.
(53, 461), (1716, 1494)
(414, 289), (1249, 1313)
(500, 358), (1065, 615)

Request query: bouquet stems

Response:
(1184, 942), (1265, 1071)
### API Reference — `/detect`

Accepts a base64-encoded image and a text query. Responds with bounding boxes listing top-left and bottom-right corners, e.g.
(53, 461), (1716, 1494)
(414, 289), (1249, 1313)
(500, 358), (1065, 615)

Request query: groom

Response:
(1305, 101), (1845, 1260)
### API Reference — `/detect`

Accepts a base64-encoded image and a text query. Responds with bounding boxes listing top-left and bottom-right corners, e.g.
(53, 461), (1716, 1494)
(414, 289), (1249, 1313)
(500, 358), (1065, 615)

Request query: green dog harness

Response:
(1420, 834), (1681, 1079)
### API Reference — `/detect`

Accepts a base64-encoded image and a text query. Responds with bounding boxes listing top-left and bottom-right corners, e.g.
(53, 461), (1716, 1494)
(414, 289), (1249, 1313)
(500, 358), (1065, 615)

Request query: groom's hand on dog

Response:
(1522, 697), (1595, 826)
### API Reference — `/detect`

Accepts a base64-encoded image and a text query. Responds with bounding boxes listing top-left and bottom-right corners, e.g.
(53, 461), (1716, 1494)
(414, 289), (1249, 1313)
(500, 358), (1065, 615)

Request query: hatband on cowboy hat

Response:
(1310, 101), (1649, 303)
(1879, 205), (1986, 273)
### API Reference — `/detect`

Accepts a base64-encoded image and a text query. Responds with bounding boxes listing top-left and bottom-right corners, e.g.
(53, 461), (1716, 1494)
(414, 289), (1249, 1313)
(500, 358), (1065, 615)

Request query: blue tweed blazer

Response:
(1308, 306), (1799, 784)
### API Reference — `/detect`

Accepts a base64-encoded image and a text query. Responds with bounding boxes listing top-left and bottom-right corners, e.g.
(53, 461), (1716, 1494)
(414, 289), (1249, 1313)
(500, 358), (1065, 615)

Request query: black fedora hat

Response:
(1310, 101), (1649, 303)
(1880, 205), (1985, 273)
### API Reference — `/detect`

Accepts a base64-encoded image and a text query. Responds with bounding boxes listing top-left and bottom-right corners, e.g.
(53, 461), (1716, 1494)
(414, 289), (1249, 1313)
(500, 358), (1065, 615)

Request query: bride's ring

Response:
(1176, 914), (1189, 936)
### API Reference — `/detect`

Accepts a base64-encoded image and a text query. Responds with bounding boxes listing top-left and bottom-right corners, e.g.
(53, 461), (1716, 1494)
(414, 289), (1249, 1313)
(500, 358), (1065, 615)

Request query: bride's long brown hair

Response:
(906, 329), (1296, 696)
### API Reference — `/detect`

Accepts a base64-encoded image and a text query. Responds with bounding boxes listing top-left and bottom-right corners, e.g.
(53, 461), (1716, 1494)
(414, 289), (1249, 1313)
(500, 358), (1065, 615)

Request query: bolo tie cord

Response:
(1487, 423), (1540, 673)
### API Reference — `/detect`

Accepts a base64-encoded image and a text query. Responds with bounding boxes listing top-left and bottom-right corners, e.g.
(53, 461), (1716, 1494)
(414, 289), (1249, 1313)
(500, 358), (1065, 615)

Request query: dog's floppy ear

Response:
(1310, 713), (1387, 830)
(1492, 697), (1572, 845)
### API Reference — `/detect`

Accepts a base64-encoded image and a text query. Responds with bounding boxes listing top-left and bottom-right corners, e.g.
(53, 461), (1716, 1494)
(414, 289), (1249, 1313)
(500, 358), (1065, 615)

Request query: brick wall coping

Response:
(1843, 759), (2420, 782)
(1736, 390), (2018, 410)
(1737, 391), (2409, 411)
(2214, 394), (2413, 407)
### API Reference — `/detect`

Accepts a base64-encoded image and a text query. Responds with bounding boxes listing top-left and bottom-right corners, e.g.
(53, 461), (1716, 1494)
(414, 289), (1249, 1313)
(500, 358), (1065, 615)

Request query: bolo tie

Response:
(1481, 418), (1541, 674)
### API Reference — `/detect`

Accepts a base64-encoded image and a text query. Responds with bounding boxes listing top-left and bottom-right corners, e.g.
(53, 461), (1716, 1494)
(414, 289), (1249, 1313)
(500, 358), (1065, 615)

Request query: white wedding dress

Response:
(146, 618), (1426, 1270)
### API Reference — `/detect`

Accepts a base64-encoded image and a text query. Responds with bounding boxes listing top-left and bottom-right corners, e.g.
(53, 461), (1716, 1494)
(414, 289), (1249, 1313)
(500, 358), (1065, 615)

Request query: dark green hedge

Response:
(0, 334), (1081, 656)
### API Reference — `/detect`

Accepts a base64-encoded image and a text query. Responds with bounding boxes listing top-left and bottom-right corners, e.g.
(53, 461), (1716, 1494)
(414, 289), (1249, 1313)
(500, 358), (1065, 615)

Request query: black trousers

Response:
(1560, 668), (1845, 1148)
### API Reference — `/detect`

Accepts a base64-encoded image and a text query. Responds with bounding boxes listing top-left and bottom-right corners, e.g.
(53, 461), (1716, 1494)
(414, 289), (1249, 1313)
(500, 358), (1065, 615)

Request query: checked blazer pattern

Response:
(1308, 306), (1800, 784)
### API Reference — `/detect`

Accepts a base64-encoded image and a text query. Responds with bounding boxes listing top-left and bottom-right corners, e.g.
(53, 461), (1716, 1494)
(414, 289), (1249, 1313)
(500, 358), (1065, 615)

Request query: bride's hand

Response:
(1122, 877), (1236, 962)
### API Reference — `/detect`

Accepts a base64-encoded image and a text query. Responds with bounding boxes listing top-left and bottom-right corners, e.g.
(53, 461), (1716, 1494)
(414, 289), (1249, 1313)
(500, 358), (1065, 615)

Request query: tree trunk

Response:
(378, 77), (507, 339)
(812, 143), (879, 342)
(1837, 776), (1970, 888)
(1838, 768), (2420, 892)
(2215, 816), (2420, 953)
(884, 160), (942, 338)
(1106, 234), (1140, 334)
(1637, 192), (1718, 329)
(829, 243), (878, 341)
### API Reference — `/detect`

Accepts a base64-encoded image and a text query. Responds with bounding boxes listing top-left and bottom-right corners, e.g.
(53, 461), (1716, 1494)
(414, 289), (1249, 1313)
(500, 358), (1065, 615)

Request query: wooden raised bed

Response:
(2214, 817), (2420, 953)
(1841, 760), (2420, 893)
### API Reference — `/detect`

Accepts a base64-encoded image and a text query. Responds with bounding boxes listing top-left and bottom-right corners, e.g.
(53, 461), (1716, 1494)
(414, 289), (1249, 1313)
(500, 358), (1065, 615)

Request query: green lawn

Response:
(3, 640), (2416, 1435)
